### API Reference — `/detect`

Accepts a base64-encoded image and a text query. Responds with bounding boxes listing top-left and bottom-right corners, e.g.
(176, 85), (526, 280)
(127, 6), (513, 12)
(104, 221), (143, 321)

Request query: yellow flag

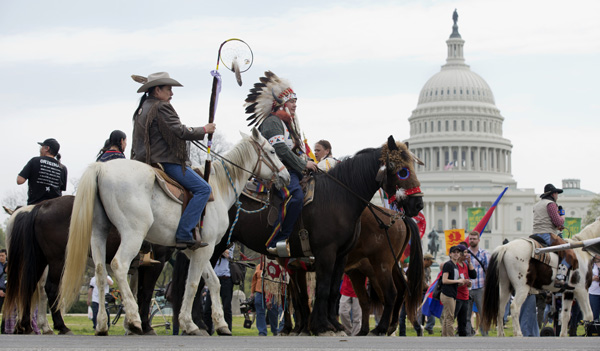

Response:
(444, 228), (465, 255)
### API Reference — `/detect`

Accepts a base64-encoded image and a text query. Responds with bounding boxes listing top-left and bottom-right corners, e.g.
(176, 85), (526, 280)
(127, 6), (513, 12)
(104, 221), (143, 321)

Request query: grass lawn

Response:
(39, 314), (587, 336)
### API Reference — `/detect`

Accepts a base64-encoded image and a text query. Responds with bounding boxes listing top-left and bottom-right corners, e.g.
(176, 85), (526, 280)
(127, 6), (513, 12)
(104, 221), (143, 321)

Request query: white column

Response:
(444, 202), (449, 231)
(429, 202), (435, 232)
(458, 202), (463, 230)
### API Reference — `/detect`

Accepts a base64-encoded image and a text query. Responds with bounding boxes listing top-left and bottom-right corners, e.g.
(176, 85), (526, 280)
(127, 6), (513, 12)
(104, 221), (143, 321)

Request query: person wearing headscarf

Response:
(96, 130), (127, 162)
(244, 71), (317, 256)
(130, 72), (215, 250)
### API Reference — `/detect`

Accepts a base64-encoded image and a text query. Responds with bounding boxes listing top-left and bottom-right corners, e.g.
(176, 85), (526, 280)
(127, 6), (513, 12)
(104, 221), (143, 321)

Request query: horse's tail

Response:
(403, 217), (424, 322)
(3, 206), (43, 321)
(58, 162), (102, 312)
(481, 245), (507, 331)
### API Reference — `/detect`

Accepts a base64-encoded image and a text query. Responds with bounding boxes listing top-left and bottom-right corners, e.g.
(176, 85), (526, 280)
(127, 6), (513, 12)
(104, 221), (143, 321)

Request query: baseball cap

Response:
(38, 138), (60, 155)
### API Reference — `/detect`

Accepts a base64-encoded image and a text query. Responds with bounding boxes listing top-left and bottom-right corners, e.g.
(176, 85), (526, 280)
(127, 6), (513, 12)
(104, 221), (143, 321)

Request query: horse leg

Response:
(371, 266), (397, 336)
(347, 268), (370, 336)
(178, 252), (211, 336)
(574, 287), (594, 323)
(327, 256), (347, 335)
(388, 265), (407, 336)
(309, 251), (337, 335)
(560, 292), (575, 337)
(510, 289), (528, 337)
(45, 264), (72, 335)
(203, 265), (231, 335)
(293, 269), (312, 336)
(36, 267), (53, 335)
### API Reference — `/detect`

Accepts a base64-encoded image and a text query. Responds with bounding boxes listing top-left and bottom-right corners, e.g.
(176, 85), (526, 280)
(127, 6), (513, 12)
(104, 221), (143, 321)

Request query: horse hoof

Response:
(61, 330), (74, 336)
(335, 331), (347, 337)
(95, 330), (109, 336)
(43, 330), (55, 335)
(127, 323), (144, 335)
(185, 328), (210, 336)
(299, 331), (311, 336)
(318, 330), (336, 336)
(216, 326), (232, 336)
(144, 329), (158, 336)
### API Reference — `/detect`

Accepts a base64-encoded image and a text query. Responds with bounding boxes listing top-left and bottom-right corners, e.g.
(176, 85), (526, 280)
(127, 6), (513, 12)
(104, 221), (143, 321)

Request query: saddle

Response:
(523, 238), (557, 267)
(152, 164), (214, 209)
(241, 175), (316, 257)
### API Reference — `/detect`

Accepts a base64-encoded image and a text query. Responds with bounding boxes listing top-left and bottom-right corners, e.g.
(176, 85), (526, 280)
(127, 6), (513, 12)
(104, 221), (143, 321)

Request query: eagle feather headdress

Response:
(244, 71), (298, 129)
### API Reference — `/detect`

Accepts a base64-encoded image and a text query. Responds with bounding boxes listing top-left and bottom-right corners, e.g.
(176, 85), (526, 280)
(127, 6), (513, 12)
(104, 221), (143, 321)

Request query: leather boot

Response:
(554, 263), (569, 288)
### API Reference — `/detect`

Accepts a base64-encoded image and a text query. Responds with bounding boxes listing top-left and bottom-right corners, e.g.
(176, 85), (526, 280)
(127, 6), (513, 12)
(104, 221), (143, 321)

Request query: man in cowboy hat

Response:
(131, 72), (216, 250)
(17, 138), (68, 205)
(531, 183), (578, 288)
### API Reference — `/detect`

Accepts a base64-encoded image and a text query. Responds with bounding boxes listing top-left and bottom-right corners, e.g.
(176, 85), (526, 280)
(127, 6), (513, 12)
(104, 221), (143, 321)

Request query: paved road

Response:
(0, 335), (597, 351)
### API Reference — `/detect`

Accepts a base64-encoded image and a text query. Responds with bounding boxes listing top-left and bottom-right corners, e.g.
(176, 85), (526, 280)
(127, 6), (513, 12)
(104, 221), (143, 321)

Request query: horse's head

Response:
(242, 128), (290, 190)
(377, 136), (424, 217)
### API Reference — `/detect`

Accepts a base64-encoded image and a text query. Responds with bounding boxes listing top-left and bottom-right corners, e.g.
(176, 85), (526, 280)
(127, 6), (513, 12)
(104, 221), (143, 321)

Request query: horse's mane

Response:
(316, 147), (382, 203)
(209, 136), (255, 194)
(572, 217), (600, 242)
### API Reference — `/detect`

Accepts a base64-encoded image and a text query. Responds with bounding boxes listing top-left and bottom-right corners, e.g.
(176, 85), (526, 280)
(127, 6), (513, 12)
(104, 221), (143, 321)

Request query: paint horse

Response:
(482, 217), (600, 337)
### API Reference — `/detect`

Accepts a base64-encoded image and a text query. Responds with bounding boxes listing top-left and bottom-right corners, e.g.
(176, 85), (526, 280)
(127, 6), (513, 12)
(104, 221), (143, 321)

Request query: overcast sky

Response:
(1, 0), (599, 223)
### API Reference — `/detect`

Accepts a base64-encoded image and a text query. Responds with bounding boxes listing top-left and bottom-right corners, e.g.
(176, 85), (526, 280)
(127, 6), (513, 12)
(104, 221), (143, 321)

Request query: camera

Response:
(239, 297), (255, 329)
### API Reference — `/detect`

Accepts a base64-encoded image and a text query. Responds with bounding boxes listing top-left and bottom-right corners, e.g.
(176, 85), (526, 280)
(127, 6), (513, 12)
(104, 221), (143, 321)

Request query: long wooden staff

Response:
(200, 39), (253, 233)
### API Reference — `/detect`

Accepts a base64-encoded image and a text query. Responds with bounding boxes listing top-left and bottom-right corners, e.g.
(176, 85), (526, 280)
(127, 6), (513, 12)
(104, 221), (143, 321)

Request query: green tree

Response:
(0, 226), (5, 249)
(583, 195), (600, 227)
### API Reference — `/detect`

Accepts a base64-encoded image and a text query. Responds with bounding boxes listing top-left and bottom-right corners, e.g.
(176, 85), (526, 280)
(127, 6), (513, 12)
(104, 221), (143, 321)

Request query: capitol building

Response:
(406, 12), (597, 252)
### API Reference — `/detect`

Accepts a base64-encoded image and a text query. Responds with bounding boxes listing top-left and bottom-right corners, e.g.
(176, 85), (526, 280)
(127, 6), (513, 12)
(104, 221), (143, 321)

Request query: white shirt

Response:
(590, 263), (600, 295)
(90, 275), (113, 303)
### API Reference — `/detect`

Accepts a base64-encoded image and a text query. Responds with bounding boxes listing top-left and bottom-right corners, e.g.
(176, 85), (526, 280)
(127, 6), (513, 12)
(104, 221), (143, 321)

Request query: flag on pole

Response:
(473, 186), (508, 236)
(422, 272), (443, 318)
(303, 133), (316, 162)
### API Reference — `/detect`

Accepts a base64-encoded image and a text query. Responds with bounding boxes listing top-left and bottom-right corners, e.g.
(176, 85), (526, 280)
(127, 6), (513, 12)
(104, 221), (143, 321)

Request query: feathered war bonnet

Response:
(244, 71), (302, 139)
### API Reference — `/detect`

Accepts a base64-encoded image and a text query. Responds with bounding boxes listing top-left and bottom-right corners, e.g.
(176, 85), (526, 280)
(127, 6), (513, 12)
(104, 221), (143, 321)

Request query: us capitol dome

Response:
(405, 11), (595, 251)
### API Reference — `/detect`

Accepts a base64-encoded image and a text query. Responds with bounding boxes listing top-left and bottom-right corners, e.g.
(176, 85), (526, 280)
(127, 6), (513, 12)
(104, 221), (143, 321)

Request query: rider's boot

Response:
(554, 263), (569, 288)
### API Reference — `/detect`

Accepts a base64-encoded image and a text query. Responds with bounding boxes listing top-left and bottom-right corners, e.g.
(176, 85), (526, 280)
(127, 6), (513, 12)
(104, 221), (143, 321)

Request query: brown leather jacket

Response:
(131, 96), (206, 165)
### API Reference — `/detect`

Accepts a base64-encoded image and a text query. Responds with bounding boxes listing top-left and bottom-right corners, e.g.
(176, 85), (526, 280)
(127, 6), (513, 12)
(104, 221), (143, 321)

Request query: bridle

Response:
(191, 138), (285, 186)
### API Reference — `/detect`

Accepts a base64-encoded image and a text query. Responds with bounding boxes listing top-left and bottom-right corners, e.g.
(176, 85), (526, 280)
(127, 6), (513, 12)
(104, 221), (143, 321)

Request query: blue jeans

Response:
(162, 163), (212, 242)
(91, 302), (110, 329)
(519, 295), (539, 337)
(590, 294), (600, 322)
(254, 292), (279, 336)
(268, 170), (303, 248)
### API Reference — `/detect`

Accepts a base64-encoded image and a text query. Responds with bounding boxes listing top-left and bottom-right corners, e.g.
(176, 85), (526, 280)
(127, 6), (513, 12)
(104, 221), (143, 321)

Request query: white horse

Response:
(482, 218), (600, 337)
(58, 128), (289, 335)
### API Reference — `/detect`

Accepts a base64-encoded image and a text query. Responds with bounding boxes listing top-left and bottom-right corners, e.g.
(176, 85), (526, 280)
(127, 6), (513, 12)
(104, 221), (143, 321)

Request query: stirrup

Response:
(266, 240), (291, 257)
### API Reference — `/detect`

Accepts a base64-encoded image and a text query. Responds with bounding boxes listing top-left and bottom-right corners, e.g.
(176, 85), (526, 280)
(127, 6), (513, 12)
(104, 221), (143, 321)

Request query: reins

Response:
(316, 167), (414, 296)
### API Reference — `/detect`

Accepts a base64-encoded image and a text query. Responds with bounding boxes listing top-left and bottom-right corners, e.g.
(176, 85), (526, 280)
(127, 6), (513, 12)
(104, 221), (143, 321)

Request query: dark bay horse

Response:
(170, 137), (424, 335)
(3, 195), (173, 334)
(345, 206), (423, 336)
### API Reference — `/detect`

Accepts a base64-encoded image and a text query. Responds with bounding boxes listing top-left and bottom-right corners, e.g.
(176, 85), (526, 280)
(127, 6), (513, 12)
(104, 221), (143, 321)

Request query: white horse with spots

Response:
(482, 218), (600, 337)
(58, 129), (289, 335)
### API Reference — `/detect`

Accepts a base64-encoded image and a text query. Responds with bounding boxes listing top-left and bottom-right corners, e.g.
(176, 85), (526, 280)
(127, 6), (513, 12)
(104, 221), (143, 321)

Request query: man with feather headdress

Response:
(244, 71), (318, 255)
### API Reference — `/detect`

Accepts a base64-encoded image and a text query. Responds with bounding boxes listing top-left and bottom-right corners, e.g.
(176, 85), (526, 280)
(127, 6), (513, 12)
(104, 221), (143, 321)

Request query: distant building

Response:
(405, 11), (597, 254)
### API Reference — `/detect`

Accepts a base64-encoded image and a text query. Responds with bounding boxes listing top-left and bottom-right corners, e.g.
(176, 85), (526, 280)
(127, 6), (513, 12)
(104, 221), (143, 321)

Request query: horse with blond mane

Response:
(58, 129), (289, 335)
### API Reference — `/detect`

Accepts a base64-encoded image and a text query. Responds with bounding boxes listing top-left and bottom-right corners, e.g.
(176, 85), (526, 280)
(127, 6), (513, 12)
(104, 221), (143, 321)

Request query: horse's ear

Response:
(387, 136), (398, 151)
(251, 127), (261, 141)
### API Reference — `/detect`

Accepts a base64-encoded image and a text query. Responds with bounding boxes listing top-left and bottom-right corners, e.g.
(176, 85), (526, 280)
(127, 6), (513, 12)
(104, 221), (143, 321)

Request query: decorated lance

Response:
(200, 38), (253, 233)
(534, 237), (600, 255)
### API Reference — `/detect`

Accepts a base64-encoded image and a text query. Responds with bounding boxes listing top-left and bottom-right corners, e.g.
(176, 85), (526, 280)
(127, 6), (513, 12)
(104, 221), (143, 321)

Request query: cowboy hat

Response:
(542, 183), (563, 196)
(132, 72), (183, 93)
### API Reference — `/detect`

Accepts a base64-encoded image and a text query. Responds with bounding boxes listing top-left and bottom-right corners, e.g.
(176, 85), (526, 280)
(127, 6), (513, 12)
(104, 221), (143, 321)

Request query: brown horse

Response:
(345, 206), (423, 336)
(3, 196), (172, 334)
(278, 204), (423, 336)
